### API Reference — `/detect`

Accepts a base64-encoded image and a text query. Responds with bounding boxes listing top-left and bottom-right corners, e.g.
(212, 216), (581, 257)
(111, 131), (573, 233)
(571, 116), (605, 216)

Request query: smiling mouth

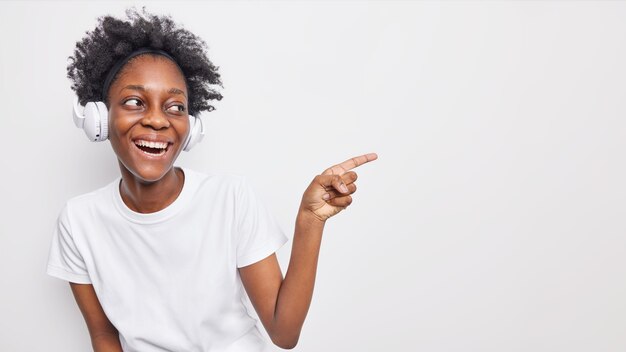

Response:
(133, 140), (170, 156)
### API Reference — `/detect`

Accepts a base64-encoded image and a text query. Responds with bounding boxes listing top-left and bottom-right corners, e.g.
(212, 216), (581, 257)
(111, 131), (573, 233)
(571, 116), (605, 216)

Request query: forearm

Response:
(92, 332), (123, 352)
(270, 208), (325, 347)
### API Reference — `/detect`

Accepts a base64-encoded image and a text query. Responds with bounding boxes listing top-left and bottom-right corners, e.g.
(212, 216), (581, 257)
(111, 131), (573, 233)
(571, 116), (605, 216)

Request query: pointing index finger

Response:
(322, 152), (378, 175)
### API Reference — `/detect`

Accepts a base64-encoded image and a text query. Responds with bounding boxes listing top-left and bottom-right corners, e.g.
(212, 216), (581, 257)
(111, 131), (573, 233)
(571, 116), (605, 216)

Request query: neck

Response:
(118, 163), (185, 214)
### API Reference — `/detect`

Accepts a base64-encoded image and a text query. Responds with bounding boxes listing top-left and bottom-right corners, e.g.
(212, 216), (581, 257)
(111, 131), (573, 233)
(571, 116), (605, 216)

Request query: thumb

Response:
(319, 174), (349, 195)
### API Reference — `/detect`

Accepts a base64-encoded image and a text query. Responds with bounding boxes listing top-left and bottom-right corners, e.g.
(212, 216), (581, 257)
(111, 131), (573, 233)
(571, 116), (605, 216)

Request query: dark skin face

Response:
(106, 54), (190, 213)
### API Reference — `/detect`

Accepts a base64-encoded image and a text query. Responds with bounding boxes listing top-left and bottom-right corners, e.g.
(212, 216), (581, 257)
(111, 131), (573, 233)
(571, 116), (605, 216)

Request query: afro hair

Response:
(67, 7), (222, 116)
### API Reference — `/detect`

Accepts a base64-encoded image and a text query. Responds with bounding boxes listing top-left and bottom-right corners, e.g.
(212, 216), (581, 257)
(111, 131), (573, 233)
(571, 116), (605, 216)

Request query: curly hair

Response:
(67, 7), (222, 116)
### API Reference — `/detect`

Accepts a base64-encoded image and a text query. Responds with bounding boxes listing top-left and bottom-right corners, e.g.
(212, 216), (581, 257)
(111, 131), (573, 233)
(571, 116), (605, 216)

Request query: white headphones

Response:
(72, 97), (204, 152)
(71, 47), (205, 152)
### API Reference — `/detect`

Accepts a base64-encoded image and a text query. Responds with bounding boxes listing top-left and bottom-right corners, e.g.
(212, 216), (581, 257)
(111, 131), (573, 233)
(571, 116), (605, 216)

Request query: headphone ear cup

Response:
(72, 99), (108, 142)
(95, 102), (109, 141)
(183, 115), (204, 152)
(83, 102), (101, 142)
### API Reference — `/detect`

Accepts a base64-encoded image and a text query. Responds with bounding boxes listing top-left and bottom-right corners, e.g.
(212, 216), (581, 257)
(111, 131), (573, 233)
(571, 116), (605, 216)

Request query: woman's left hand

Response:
(300, 153), (378, 222)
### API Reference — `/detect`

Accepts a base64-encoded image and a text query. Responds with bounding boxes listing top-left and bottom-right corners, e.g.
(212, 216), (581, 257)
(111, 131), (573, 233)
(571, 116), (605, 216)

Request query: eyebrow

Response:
(119, 84), (187, 97)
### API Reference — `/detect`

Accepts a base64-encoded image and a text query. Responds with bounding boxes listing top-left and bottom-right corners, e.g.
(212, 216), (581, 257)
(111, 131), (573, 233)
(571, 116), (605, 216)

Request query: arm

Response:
(239, 153), (377, 349)
(239, 210), (324, 349)
(69, 283), (122, 352)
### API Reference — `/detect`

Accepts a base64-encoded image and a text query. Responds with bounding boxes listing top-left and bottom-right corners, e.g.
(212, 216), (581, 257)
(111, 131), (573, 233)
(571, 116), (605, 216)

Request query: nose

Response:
(140, 108), (170, 130)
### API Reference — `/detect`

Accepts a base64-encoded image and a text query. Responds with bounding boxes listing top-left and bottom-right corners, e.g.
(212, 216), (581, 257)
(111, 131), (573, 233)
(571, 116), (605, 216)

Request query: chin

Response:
(133, 165), (173, 184)
(117, 141), (181, 183)
(117, 158), (176, 185)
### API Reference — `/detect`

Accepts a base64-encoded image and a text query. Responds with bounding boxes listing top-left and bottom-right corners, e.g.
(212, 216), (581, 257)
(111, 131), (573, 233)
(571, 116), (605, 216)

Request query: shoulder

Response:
(61, 179), (117, 220)
(183, 167), (244, 181)
(183, 167), (249, 193)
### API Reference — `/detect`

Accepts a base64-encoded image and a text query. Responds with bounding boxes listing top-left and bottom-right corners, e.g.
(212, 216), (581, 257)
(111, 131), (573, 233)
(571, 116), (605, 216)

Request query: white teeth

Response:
(134, 140), (168, 149)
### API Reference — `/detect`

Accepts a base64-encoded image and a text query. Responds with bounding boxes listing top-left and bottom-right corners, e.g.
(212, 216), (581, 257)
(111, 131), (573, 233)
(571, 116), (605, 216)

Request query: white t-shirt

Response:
(46, 167), (289, 352)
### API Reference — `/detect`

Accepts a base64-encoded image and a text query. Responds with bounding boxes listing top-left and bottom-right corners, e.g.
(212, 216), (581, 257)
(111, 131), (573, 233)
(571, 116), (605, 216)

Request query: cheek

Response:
(107, 115), (136, 148)
(109, 112), (135, 136)
(171, 118), (191, 141)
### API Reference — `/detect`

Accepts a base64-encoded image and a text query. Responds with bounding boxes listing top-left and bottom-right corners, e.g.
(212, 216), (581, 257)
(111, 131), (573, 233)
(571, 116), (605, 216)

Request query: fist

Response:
(299, 153), (377, 222)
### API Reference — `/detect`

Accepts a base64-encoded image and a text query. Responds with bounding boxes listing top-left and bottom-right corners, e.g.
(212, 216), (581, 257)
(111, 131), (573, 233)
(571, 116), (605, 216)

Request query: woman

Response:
(46, 8), (377, 352)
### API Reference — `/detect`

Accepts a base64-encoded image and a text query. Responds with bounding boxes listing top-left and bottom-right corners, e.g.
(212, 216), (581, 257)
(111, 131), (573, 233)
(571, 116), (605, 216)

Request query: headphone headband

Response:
(101, 48), (181, 102)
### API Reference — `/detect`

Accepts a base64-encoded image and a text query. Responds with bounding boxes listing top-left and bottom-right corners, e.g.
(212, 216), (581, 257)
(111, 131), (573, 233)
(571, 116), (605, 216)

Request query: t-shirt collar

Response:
(111, 166), (193, 224)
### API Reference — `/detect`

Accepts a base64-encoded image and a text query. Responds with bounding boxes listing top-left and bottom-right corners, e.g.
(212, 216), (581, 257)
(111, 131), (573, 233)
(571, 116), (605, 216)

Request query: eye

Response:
(167, 104), (186, 113)
(123, 98), (143, 107)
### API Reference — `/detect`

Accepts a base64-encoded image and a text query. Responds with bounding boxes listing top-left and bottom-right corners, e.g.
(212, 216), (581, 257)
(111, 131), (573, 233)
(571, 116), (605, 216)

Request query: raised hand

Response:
(300, 153), (378, 222)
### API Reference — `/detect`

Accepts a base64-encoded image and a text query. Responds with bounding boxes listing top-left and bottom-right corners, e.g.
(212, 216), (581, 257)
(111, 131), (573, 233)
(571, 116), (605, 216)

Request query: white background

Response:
(1, 1), (625, 351)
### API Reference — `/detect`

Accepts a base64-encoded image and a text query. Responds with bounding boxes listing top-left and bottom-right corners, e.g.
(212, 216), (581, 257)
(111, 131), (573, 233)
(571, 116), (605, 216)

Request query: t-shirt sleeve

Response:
(235, 176), (289, 268)
(46, 203), (92, 284)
